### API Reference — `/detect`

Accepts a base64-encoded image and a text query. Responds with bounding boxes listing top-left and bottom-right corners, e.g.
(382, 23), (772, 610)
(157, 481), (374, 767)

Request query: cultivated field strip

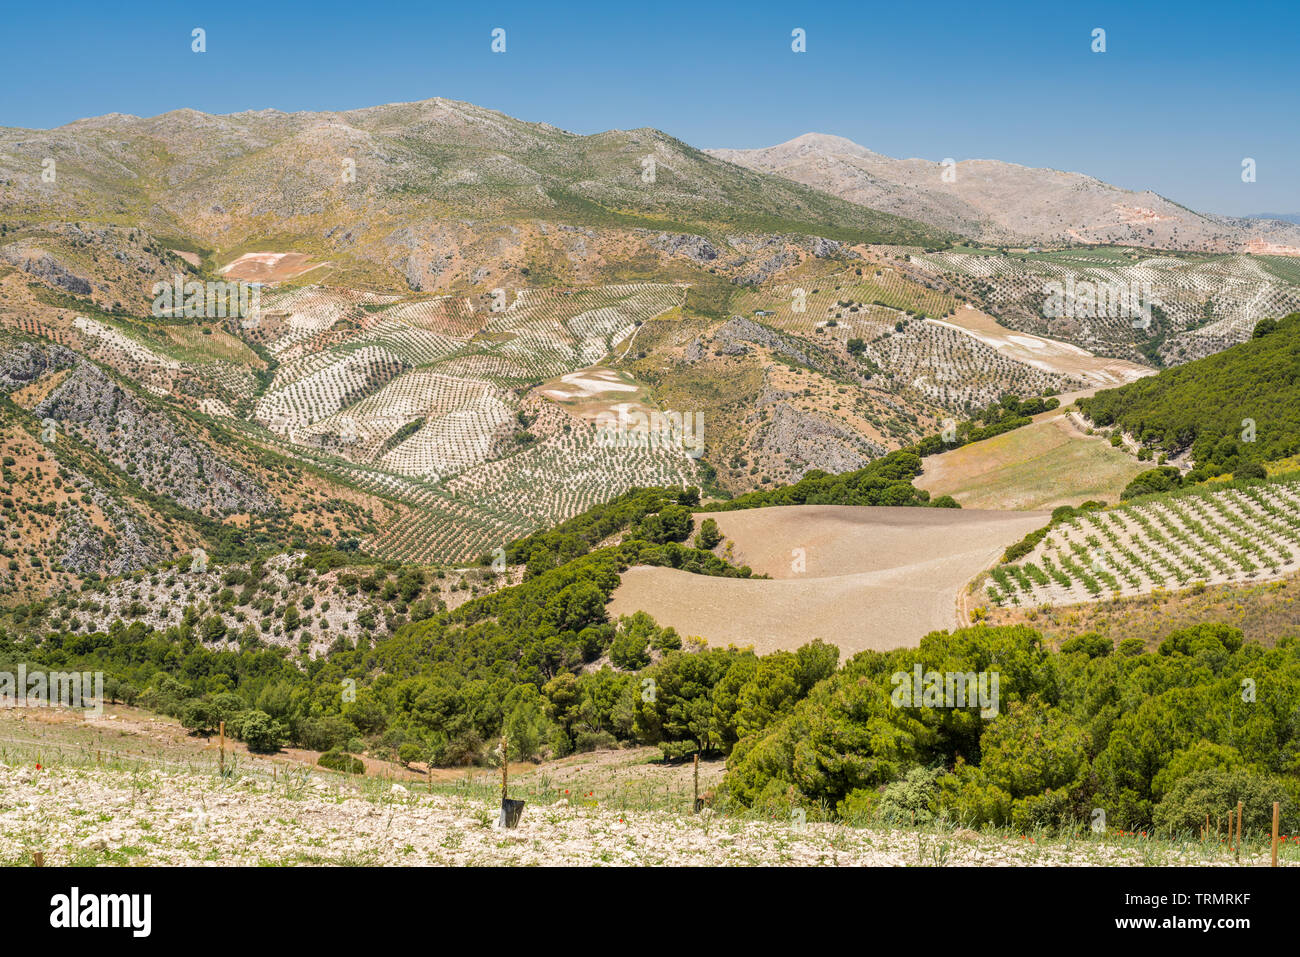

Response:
(731, 265), (960, 332)
(865, 320), (1086, 408)
(729, 271), (1082, 408)
(907, 250), (1300, 362)
(203, 283), (691, 562)
(361, 414), (701, 563)
(987, 481), (1300, 606)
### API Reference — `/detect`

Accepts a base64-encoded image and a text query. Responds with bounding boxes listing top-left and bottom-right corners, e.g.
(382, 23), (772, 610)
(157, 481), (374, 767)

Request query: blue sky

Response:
(1, 0), (1294, 214)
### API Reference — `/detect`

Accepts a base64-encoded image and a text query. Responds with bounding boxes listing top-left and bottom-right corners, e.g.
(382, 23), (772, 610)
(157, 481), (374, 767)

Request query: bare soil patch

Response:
(218, 251), (323, 282)
(609, 505), (1047, 655)
(927, 307), (1152, 387)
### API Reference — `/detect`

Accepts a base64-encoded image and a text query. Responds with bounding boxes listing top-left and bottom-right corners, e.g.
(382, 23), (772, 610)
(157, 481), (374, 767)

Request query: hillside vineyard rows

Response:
(988, 480), (1300, 606)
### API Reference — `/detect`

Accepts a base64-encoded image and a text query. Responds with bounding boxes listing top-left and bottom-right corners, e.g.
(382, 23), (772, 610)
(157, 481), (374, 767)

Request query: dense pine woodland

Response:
(1079, 313), (1300, 473)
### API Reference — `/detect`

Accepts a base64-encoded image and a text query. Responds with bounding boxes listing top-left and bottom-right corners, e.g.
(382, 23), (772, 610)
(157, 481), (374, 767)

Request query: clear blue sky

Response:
(2, 0), (1295, 215)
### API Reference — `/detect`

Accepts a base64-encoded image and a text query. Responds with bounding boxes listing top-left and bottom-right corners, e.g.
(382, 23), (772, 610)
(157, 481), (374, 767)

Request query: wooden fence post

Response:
(1272, 801), (1280, 868)
(33, 851), (44, 867)
(500, 735), (508, 802)
(218, 720), (225, 775)
(693, 753), (700, 813)
(1235, 801), (1243, 863)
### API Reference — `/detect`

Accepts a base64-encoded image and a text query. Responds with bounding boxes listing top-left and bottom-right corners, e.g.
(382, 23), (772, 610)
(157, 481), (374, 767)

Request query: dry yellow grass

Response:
(916, 407), (1147, 510)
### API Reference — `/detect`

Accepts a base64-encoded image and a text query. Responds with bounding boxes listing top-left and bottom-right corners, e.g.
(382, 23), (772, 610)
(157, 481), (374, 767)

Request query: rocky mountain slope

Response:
(0, 101), (951, 300)
(710, 133), (1300, 253)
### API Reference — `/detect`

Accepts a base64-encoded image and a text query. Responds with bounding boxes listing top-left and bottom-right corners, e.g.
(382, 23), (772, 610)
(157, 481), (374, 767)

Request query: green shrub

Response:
(1121, 466), (1183, 500)
(836, 787), (882, 825)
(877, 767), (944, 825)
(1153, 769), (1297, 836)
(574, 730), (618, 753)
(180, 698), (220, 736)
(294, 715), (355, 752)
(238, 710), (286, 753)
(318, 749), (365, 774)
(1059, 632), (1112, 658)
(695, 518), (722, 550)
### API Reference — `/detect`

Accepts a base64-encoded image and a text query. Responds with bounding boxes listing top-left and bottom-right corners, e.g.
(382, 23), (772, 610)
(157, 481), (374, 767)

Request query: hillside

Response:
(711, 133), (1300, 253)
(0, 335), (391, 600)
(5, 709), (1272, 867)
(2, 95), (1299, 869)
(0, 100), (952, 301)
(983, 475), (1300, 609)
(1077, 313), (1300, 471)
(607, 505), (1047, 654)
(915, 402), (1149, 510)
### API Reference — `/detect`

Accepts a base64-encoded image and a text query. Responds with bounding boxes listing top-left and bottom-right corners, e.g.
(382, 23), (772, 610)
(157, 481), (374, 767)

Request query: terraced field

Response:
(985, 480), (1300, 607)
(730, 264), (960, 331)
(929, 306), (1153, 388)
(905, 248), (1300, 363)
(197, 282), (692, 562)
(724, 266), (1084, 411)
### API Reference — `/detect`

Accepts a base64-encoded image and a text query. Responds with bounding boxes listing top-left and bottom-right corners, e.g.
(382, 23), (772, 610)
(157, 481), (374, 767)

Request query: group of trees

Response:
(703, 450), (953, 510)
(12, 609), (1296, 836)
(725, 622), (1300, 834)
(503, 486), (703, 577)
(907, 394), (1060, 458)
(1079, 312), (1300, 474)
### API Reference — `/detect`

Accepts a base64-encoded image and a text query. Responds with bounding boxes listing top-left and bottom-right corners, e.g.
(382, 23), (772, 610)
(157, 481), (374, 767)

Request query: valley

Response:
(1, 91), (1298, 873)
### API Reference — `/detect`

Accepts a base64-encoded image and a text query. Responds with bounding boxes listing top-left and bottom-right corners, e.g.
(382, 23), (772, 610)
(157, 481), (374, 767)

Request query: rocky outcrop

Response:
(713, 316), (812, 366)
(0, 342), (77, 390)
(649, 232), (719, 264)
(733, 250), (797, 286)
(805, 236), (846, 258)
(35, 361), (276, 516)
(56, 469), (160, 576)
(0, 242), (93, 295)
(757, 402), (886, 478)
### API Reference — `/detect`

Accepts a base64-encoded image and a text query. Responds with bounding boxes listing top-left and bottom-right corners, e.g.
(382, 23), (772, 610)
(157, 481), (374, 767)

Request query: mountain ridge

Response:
(0, 98), (953, 299)
(709, 133), (1300, 253)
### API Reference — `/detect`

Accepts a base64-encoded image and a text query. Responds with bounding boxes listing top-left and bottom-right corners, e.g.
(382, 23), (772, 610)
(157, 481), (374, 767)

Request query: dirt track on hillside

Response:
(926, 307), (1152, 387)
(607, 505), (1047, 655)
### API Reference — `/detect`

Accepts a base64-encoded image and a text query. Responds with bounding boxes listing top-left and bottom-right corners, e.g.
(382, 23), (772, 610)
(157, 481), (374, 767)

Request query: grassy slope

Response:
(988, 571), (1300, 650)
(916, 408), (1146, 509)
